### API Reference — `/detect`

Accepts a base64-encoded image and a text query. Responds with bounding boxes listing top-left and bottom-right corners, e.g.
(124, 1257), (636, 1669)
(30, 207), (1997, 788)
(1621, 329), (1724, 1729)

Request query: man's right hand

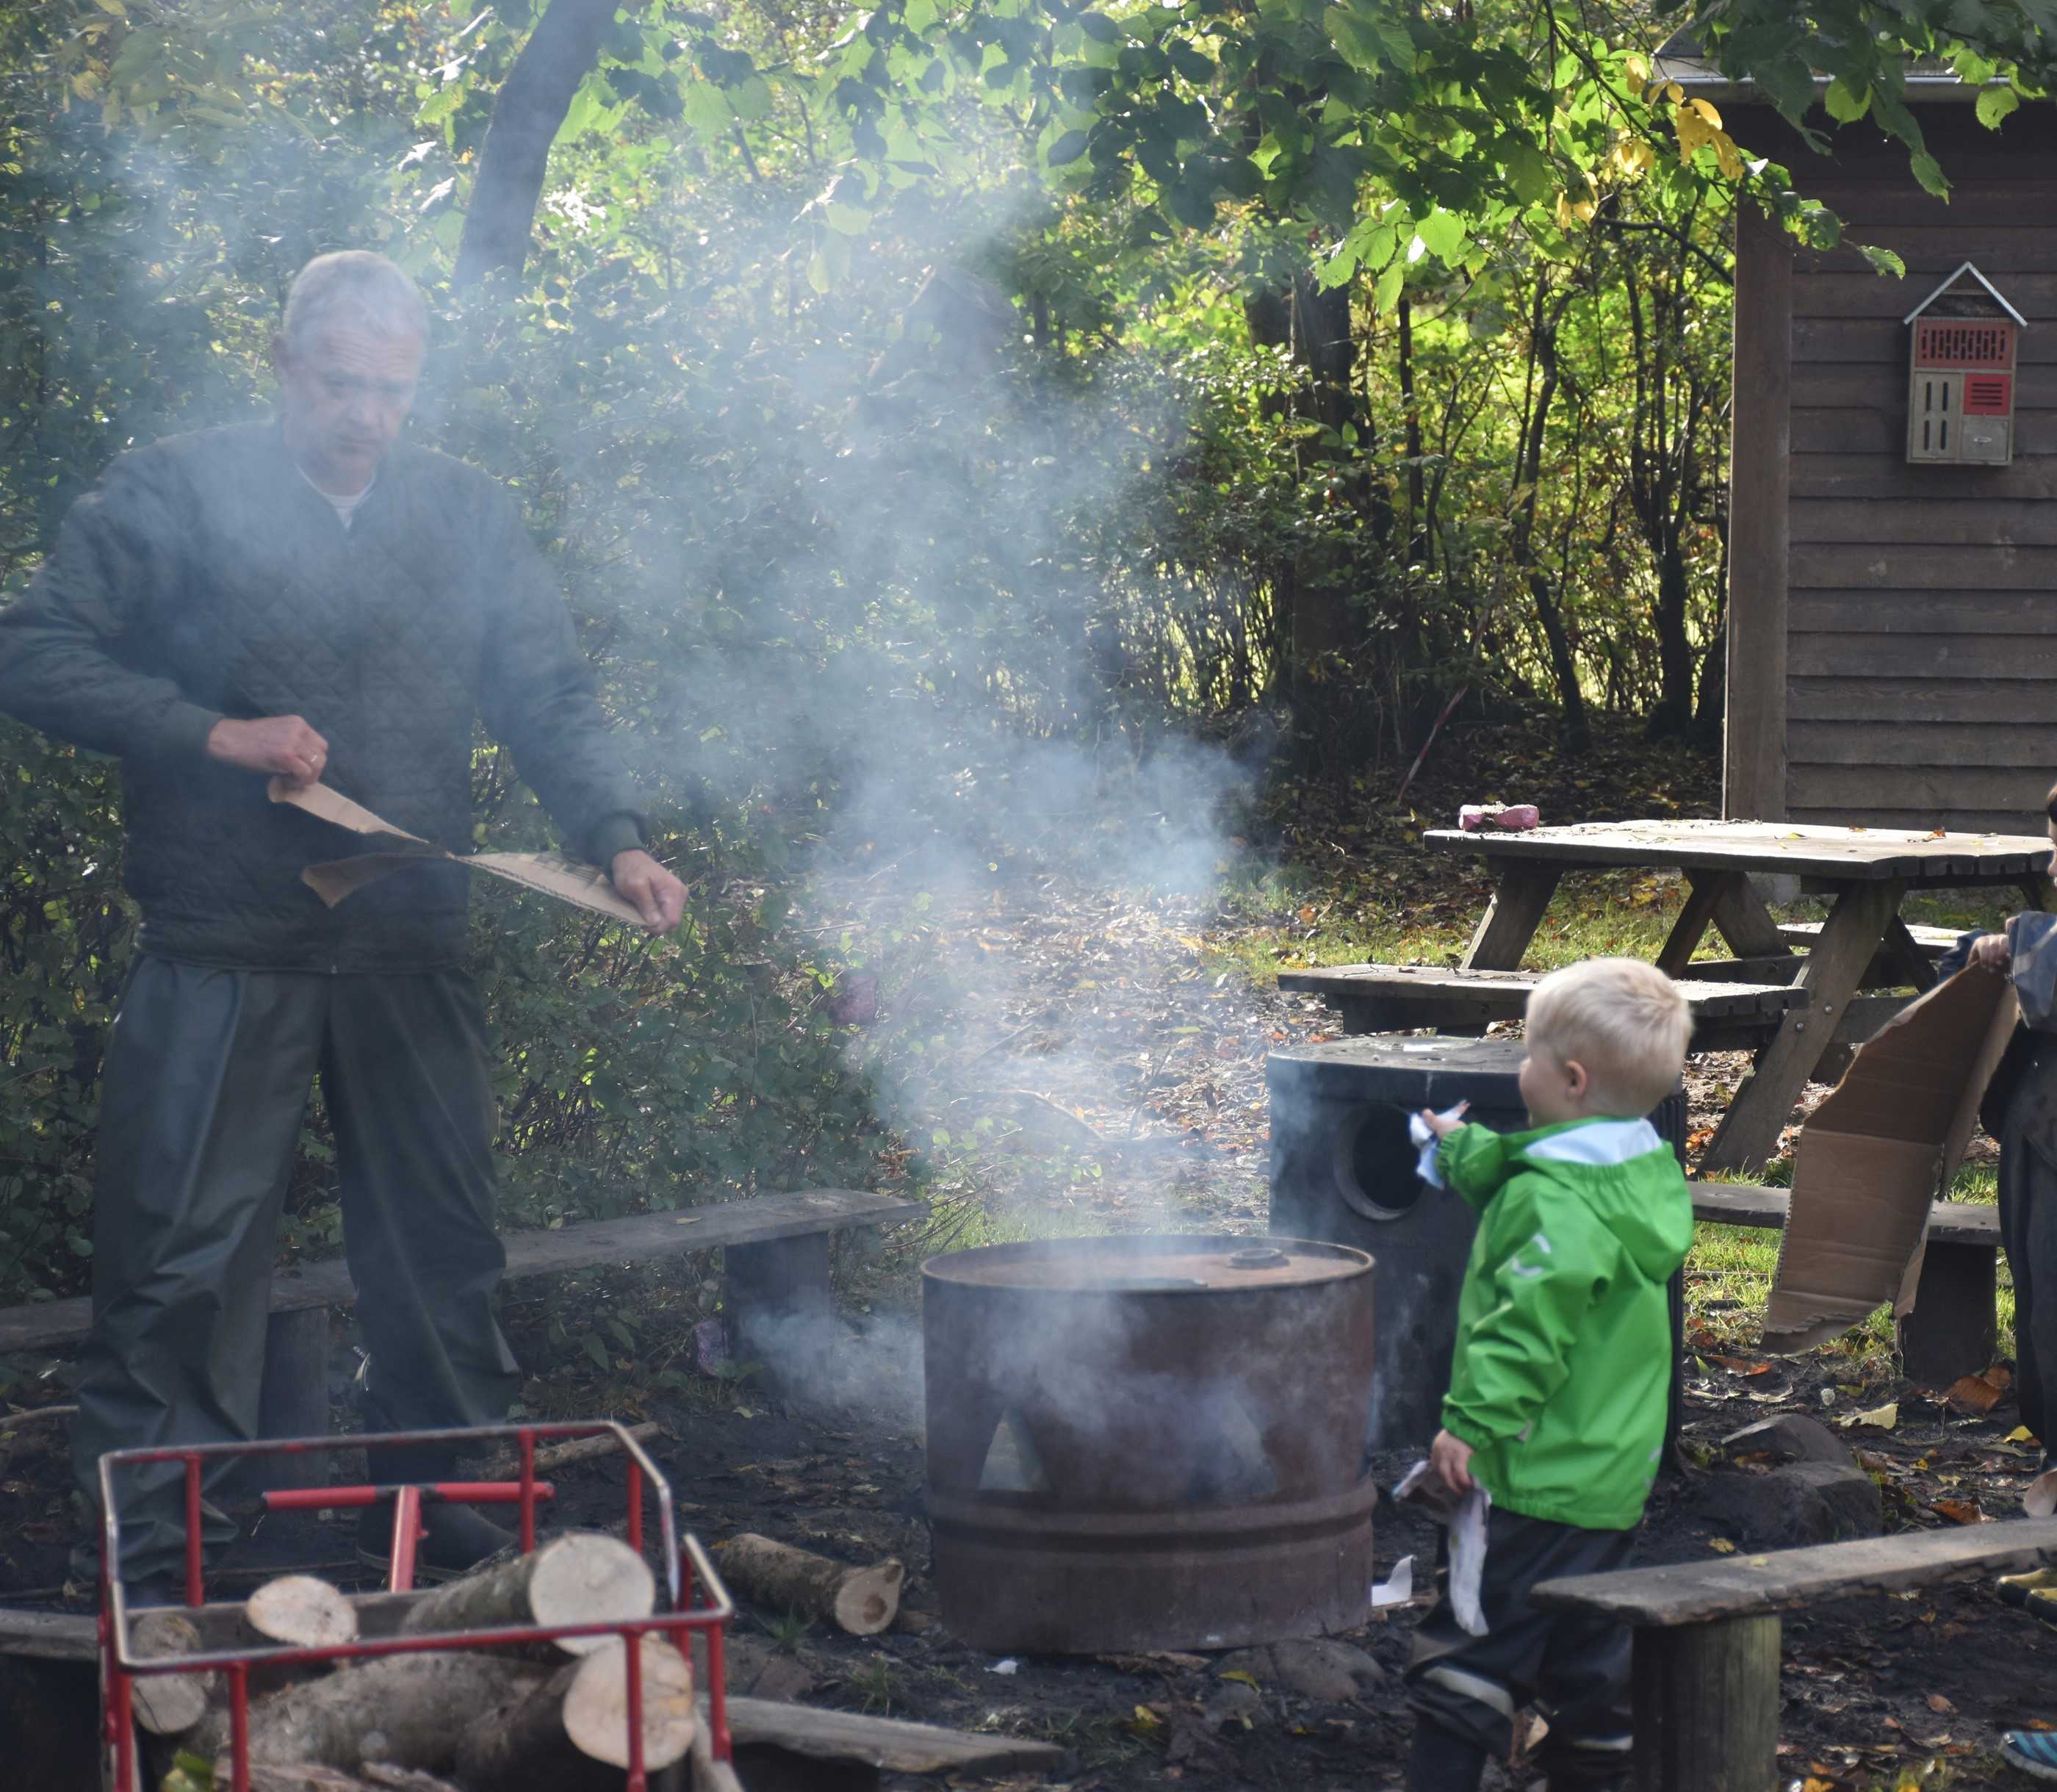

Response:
(206, 715), (329, 787)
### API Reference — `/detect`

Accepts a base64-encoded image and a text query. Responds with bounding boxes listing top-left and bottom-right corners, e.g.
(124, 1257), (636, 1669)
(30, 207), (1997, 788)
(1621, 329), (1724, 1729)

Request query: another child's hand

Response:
(1430, 1428), (1474, 1496)
(1419, 1101), (1470, 1140)
(1970, 932), (2012, 972)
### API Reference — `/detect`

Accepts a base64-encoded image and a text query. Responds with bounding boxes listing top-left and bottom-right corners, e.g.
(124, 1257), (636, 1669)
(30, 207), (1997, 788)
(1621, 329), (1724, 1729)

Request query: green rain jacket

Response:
(1433, 1116), (1692, 1532)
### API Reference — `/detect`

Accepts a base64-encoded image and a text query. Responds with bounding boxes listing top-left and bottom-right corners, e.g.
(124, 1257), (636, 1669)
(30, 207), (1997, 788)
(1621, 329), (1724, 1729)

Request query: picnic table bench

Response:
(1534, 1519), (2057, 1792)
(1691, 1186), (2000, 1386)
(1422, 821), (2053, 1173)
(1275, 965), (1809, 1052)
(0, 1187), (924, 1488)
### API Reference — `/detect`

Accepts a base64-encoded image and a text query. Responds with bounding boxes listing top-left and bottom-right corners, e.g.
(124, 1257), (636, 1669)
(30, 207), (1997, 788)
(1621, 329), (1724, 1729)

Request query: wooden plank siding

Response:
(1723, 103), (2057, 833)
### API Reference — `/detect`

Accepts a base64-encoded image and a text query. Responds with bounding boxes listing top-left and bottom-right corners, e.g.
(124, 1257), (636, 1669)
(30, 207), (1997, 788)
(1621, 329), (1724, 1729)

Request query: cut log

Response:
(715, 1534), (904, 1636)
(397, 1530), (654, 1656)
(453, 1636), (695, 1789)
(248, 1575), (361, 1651)
(475, 1422), (662, 1481)
(194, 1652), (546, 1773)
(129, 1608), (219, 1737)
(212, 1768), (464, 1792)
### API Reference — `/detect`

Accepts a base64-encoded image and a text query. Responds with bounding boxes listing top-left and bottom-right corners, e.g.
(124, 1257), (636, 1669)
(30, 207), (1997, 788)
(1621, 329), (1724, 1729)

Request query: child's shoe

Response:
(2002, 1728), (2057, 1781)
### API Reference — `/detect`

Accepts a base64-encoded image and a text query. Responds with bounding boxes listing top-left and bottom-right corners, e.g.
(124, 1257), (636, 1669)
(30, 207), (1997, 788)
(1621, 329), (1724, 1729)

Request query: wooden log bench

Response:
(0, 1187), (923, 1489)
(1532, 1519), (2057, 1792)
(1275, 964), (1810, 1052)
(1692, 1184), (2001, 1388)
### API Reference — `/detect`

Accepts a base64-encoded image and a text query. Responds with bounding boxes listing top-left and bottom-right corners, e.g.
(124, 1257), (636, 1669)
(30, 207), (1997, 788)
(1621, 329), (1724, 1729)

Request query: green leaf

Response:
(1373, 16), (1416, 71)
(904, 0), (937, 32)
(1909, 149), (1950, 198)
(807, 249), (834, 293)
(1856, 243), (1907, 278)
(1502, 141), (1552, 204)
(825, 201), (871, 234)
(1076, 12), (1117, 43)
(1976, 85), (2020, 130)
(682, 81), (732, 134)
(1324, 6), (1384, 73)
(1414, 207), (1467, 262)
(1823, 76), (1868, 123)
(1048, 129), (1089, 166)
(583, 1334), (612, 1370)
(1374, 259), (1404, 311)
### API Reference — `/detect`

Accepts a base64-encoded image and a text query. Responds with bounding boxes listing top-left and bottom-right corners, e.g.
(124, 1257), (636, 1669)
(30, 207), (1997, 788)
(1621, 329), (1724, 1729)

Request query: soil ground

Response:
(1, 715), (2049, 1788)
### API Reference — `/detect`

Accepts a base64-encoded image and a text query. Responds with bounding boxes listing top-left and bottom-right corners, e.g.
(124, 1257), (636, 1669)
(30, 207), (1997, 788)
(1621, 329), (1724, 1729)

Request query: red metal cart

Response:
(98, 1420), (731, 1792)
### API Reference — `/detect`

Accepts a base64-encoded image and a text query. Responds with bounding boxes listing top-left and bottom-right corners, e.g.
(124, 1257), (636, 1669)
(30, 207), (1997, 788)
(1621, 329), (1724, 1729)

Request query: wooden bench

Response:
(0, 1188), (923, 1487)
(1778, 918), (1960, 960)
(1533, 1519), (2057, 1792)
(1692, 1184), (2000, 1387)
(1275, 965), (1809, 1052)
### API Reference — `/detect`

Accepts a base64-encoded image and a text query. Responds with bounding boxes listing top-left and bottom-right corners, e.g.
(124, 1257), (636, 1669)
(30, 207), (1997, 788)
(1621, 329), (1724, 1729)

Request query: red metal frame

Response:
(98, 1422), (731, 1792)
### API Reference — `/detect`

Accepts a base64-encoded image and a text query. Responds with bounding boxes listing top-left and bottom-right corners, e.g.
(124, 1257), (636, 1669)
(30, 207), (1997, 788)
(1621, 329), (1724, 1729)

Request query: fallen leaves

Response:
(1943, 1366), (2011, 1415)
(1709, 1537), (1738, 1555)
(1839, 1401), (1898, 1432)
(1928, 1498), (1984, 1526)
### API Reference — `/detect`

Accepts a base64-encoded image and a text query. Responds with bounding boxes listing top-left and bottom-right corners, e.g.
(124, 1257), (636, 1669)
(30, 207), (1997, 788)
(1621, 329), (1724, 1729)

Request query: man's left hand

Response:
(610, 849), (687, 932)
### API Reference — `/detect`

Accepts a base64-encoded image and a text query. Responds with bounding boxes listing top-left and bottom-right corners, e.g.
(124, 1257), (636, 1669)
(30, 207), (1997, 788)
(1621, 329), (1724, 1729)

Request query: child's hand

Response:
(1970, 931), (2012, 972)
(1430, 1428), (1474, 1496)
(1419, 1101), (1470, 1140)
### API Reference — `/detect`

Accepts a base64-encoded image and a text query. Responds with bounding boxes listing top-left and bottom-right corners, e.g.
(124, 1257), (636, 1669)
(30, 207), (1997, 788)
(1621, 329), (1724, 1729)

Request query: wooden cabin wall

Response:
(1726, 104), (2057, 831)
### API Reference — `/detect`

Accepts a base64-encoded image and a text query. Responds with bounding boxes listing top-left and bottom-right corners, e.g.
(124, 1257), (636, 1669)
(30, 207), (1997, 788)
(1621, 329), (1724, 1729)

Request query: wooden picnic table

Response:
(1427, 820), (2056, 1173)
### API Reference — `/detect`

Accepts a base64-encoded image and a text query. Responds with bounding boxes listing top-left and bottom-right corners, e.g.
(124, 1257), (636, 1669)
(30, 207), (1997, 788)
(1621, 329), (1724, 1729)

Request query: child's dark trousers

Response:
(1403, 1506), (1637, 1792)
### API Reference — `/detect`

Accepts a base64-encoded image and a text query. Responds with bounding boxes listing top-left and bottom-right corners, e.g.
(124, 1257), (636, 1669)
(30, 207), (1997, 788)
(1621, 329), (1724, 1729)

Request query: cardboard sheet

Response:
(269, 778), (647, 927)
(1762, 966), (2019, 1353)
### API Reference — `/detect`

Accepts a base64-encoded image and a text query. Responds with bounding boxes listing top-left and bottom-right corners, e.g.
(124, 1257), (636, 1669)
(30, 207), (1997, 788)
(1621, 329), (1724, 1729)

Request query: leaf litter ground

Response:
(1, 716), (2050, 1782)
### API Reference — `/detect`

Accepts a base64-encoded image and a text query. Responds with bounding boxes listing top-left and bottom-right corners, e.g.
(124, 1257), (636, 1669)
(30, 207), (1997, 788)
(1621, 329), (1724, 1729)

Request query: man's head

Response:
(1520, 957), (1692, 1125)
(2045, 780), (2057, 876)
(273, 252), (428, 496)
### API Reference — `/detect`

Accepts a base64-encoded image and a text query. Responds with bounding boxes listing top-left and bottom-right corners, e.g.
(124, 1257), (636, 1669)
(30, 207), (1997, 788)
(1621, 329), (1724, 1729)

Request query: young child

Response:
(1403, 957), (1694, 1792)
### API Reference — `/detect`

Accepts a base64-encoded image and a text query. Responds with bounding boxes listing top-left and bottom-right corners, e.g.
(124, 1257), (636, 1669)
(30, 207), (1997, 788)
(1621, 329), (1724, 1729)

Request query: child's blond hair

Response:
(1524, 958), (1692, 1116)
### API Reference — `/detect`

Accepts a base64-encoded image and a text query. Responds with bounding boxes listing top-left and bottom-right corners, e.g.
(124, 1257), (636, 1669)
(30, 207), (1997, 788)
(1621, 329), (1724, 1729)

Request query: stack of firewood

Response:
(133, 1532), (695, 1791)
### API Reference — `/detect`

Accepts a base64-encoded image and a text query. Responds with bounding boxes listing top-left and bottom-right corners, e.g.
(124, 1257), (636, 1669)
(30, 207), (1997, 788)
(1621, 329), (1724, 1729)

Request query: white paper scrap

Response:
(1391, 1458), (1493, 1636)
(1369, 1554), (1413, 1608)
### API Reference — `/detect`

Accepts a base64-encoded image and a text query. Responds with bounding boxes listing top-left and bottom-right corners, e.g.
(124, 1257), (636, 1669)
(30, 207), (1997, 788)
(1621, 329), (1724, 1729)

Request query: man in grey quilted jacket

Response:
(0, 252), (687, 1593)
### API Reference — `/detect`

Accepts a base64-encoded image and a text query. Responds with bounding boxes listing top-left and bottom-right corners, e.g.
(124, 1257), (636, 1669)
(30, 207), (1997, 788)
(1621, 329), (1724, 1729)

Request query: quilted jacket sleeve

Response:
(477, 491), (647, 868)
(0, 451), (222, 761)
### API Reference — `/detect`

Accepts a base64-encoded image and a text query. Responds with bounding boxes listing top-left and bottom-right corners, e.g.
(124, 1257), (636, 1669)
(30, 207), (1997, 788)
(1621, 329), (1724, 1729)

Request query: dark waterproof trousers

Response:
(2000, 1111), (2057, 1464)
(73, 957), (521, 1580)
(1405, 1508), (1637, 1791)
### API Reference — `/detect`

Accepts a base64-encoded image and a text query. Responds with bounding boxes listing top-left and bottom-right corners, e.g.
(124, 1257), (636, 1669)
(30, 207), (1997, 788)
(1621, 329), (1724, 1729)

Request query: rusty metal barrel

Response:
(922, 1233), (1375, 1653)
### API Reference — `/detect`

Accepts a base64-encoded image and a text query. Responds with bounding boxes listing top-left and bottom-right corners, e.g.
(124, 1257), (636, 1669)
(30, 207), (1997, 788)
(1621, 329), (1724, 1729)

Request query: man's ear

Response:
(1561, 1057), (1590, 1098)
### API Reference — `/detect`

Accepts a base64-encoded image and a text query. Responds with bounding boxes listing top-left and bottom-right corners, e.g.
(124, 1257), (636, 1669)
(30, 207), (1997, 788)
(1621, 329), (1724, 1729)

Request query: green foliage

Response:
(1, 0), (2049, 1301)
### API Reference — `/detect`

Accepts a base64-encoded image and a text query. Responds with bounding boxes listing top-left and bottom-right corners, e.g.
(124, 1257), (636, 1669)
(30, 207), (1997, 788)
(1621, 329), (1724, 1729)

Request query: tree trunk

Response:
(397, 1530), (655, 1657)
(194, 1653), (545, 1774)
(454, 0), (646, 289)
(715, 1533), (904, 1635)
(1643, 538), (1697, 741)
(455, 1636), (696, 1788)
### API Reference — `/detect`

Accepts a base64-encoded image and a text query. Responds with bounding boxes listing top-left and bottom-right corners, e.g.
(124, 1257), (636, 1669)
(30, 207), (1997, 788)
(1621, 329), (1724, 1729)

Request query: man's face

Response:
(275, 323), (425, 494)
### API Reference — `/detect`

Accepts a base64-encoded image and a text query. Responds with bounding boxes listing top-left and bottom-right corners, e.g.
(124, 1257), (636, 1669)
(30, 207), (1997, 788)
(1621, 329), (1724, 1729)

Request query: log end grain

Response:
(832, 1561), (906, 1638)
(530, 1533), (658, 1655)
(563, 1636), (696, 1771)
(129, 1608), (218, 1736)
(248, 1575), (361, 1650)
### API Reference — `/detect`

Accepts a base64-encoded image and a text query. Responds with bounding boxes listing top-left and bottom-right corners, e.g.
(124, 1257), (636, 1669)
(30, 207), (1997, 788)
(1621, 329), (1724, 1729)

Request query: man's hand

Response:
(1970, 930), (2013, 972)
(610, 848), (687, 932)
(207, 715), (328, 787)
(1419, 1101), (1470, 1140)
(1430, 1428), (1475, 1497)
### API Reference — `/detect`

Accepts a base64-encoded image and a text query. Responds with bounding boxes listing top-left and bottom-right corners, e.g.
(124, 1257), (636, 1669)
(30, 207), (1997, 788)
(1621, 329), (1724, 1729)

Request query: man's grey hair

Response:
(281, 251), (428, 350)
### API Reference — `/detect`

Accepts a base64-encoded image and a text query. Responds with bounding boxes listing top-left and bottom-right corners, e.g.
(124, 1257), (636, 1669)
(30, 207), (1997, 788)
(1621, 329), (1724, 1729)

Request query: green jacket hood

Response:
(1504, 1118), (1694, 1280)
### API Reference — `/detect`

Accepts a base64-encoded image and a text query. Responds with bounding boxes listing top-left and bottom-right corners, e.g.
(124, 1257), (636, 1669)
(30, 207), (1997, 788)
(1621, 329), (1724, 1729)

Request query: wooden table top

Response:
(1425, 818), (2051, 881)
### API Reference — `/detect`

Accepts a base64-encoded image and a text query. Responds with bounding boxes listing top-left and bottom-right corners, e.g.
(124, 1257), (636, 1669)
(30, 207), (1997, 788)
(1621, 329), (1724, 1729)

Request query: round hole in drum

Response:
(1334, 1102), (1427, 1221)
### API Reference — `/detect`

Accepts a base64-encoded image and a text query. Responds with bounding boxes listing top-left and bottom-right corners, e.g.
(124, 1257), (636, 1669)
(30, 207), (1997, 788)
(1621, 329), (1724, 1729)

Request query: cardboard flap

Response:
(1762, 967), (2017, 1354)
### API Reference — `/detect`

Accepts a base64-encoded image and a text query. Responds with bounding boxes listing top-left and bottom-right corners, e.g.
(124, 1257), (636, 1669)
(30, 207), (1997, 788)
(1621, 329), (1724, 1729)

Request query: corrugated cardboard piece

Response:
(268, 777), (647, 926)
(1762, 966), (2018, 1354)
